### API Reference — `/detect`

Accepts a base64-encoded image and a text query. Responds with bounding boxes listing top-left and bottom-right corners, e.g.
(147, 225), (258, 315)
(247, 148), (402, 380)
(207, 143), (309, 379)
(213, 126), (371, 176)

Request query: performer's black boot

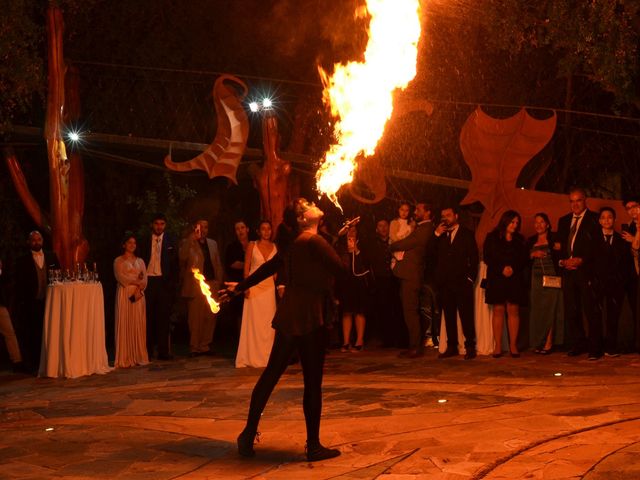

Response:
(306, 441), (341, 462)
(237, 429), (259, 457)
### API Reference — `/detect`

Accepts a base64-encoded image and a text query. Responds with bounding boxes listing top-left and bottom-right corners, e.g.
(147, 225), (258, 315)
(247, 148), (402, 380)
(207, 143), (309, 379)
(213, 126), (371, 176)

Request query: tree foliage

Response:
(481, 0), (639, 106)
(0, 0), (44, 128)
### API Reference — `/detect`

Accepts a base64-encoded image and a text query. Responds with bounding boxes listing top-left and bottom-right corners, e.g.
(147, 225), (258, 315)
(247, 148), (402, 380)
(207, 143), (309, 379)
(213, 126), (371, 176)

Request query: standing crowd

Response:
(2, 188), (640, 377)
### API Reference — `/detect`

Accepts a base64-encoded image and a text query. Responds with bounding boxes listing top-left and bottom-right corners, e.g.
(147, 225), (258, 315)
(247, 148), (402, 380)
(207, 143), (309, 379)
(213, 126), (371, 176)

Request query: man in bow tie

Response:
(14, 231), (59, 372)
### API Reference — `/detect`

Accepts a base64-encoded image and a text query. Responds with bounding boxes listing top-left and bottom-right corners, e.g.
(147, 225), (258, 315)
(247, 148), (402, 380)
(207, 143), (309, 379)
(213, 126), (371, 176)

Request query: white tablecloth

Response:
(39, 282), (112, 378)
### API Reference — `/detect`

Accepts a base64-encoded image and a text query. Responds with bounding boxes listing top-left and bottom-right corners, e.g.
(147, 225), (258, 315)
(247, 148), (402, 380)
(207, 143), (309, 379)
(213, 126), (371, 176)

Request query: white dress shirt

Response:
(147, 233), (164, 276)
(31, 250), (45, 269)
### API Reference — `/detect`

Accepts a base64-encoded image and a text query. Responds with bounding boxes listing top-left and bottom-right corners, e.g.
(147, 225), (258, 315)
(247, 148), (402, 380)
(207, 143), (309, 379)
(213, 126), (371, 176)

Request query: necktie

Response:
(604, 234), (612, 245)
(567, 216), (579, 256)
(446, 230), (452, 244)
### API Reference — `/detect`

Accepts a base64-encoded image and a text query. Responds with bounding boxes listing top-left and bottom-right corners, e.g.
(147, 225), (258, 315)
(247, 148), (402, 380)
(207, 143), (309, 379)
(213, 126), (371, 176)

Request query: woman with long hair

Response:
(236, 220), (277, 368)
(527, 213), (563, 354)
(114, 232), (149, 368)
(483, 210), (528, 357)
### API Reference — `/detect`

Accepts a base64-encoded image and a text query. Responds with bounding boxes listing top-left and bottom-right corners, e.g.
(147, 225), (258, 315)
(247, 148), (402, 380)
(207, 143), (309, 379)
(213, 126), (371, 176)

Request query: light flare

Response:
(316, 0), (421, 207)
(191, 268), (220, 314)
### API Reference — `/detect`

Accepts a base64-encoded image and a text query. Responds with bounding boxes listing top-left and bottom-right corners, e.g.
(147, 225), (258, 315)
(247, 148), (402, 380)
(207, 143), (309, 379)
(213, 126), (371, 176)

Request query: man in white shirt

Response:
(138, 214), (178, 360)
(557, 188), (601, 359)
(14, 231), (59, 372)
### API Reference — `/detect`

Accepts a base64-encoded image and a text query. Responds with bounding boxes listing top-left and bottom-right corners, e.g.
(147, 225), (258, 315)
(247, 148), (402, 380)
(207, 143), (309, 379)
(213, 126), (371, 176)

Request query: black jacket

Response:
(434, 226), (479, 290)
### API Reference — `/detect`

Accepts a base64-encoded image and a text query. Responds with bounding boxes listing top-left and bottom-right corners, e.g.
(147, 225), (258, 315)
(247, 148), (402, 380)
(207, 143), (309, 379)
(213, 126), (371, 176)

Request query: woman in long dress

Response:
(114, 233), (149, 368)
(236, 221), (277, 368)
(527, 213), (564, 354)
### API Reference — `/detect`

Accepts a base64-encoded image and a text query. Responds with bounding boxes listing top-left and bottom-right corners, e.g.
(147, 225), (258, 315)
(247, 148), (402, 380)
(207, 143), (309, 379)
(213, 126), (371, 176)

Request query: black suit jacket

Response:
(434, 226), (479, 290)
(15, 250), (60, 306)
(593, 231), (635, 294)
(138, 232), (179, 285)
(557, 209), (600, 273)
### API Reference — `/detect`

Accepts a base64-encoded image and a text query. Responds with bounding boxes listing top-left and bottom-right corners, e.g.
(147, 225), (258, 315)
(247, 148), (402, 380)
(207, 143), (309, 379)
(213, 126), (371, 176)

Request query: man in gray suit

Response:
(390, 203), (434, 358)
(179, 219), (224, 356)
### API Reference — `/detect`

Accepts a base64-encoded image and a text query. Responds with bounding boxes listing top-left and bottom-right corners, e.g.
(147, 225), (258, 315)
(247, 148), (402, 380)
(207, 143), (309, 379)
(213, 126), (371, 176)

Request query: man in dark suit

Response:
(365, 219), (404, 347)
(594, 207), (634, 357)
(14, 231), (60, 371)
(138, 213), (179, 360)
(557, 187), (601, 358)
(434, 206), (479, 360)
(390, 203), (434, 358)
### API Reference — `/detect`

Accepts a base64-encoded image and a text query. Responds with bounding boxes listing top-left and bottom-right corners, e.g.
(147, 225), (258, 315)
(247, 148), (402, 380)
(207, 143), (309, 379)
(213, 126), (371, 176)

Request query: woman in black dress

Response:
(337, 231), (370, 352)
(484, 210), (528, 357)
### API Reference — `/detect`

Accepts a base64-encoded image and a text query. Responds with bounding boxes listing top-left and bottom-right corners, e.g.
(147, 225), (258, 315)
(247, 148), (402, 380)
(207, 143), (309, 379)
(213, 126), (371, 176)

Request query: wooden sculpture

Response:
(250, 111), (291, 230)
(5, 5), (88, 269)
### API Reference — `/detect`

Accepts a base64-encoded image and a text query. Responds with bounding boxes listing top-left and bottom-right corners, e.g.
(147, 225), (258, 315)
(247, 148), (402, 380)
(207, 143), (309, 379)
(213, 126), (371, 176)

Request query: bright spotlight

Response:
(262, 98), (273, 109)
(249, 102), (259, 113)
(68, 131), (81, 142)
(554, 372), (563, 377)
(437, 399), (448, 404)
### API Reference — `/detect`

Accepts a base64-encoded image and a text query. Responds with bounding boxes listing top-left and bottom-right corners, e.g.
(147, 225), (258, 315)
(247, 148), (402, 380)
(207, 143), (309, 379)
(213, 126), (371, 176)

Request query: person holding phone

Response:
(113, 232), (149, 368)
(179, 220), (223, 357)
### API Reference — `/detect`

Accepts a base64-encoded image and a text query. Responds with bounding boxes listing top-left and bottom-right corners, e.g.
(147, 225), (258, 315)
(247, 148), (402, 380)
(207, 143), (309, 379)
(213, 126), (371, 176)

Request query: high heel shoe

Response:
(492, 352), (502, 358)
(237, 430), (260, 457)
(510, 351), (520, 358)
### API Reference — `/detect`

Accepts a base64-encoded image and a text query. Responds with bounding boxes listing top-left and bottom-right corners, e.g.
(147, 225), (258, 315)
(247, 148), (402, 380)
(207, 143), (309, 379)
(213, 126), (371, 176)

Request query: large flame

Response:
(191, 268), (220, 314)
(316, 0), (421, 207)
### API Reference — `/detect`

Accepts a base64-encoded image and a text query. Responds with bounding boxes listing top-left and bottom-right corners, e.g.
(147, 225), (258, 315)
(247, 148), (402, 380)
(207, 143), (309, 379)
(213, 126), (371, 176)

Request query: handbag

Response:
(540, 257), (562, 289)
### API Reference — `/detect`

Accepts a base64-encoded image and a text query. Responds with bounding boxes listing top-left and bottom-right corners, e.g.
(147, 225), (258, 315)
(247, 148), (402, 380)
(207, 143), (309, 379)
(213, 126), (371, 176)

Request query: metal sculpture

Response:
(459, 107), (626, 249)
(164, 74), (249, 184)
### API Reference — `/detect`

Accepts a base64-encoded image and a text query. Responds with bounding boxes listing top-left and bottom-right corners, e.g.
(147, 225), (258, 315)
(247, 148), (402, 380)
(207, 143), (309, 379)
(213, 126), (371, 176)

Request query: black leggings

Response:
(244, 327), (326, 443)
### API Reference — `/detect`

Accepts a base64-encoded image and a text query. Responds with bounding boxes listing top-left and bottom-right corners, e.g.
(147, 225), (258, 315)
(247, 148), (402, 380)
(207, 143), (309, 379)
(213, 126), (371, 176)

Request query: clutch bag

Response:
(542, 275), (562, 289)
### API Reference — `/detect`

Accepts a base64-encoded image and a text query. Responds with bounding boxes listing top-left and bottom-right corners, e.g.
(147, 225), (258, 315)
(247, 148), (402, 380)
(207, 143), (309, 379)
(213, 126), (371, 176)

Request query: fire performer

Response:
(220, 198), (345, 462)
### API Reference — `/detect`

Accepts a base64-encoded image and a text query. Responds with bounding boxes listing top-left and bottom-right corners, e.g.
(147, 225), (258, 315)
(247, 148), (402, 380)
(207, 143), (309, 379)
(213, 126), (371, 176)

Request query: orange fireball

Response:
(316, 0), (421, 207)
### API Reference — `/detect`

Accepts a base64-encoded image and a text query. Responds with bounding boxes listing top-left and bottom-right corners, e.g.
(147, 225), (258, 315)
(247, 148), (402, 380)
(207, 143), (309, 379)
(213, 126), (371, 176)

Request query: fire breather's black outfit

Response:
(233, 230), (345, 450)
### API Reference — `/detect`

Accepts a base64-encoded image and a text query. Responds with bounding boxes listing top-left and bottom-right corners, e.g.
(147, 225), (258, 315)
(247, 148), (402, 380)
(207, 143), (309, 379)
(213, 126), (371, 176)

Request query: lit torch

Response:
(316, 0), (421, 208)
(191, 268), (220, 314)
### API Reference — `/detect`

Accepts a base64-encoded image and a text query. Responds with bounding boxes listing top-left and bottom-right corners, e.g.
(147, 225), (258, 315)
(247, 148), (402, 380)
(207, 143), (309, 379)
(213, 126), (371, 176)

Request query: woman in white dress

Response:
(114, 233), (149, 368)
(236, 220), (277, 368)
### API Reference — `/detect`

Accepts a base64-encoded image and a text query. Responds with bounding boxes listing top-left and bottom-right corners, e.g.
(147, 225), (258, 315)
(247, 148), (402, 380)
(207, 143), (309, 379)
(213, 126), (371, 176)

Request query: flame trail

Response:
(191, 268), (220, 314)
(316, 0), (421, 207)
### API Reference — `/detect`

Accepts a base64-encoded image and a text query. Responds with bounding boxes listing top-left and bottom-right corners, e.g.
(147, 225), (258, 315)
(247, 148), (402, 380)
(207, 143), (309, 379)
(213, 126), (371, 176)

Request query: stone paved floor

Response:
(1, 348), (640, 479)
